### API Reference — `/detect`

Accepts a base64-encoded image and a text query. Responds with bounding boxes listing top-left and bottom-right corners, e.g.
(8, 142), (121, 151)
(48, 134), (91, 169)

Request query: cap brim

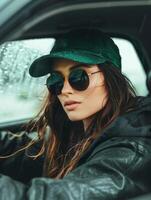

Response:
(29, 51), (106, 77)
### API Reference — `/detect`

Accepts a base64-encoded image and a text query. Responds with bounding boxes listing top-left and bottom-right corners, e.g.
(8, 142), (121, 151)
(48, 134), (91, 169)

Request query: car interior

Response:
(0, 1), (151, 199)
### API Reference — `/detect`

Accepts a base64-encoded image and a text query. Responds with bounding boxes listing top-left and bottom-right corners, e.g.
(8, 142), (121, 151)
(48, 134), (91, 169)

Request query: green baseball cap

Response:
(29, 28), (121, 77)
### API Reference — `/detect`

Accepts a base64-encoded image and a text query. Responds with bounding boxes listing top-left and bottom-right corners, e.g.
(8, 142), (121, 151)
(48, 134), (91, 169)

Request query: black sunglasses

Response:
(46, 68), (101, 95)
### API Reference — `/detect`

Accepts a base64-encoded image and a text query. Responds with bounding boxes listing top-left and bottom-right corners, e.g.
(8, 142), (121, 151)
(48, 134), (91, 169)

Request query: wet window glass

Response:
(0, 39), (54, 123)
(0, 38), (148, 123)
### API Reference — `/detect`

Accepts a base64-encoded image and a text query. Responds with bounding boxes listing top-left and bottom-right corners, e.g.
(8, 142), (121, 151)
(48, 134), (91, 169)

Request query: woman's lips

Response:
(64, 102), (81, 111)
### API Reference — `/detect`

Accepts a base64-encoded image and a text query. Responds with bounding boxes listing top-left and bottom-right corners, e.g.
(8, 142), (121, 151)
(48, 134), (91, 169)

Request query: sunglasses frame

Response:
(46, 68), (101, 95)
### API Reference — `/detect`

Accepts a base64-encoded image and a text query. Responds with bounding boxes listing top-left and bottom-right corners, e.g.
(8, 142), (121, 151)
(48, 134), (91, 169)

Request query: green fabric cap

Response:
(29, 28), (121, 77)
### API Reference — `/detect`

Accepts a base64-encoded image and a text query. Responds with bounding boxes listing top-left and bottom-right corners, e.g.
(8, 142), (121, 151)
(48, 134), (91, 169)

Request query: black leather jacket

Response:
(0, 96), (151, 200)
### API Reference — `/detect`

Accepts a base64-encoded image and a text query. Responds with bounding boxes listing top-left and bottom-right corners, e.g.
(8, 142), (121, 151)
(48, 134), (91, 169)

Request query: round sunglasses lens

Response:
(69, 69), (89, 91)
(46, 72), (63, 95)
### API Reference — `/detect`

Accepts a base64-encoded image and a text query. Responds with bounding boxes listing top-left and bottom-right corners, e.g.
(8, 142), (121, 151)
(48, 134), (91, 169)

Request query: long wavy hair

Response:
(24, 62), (136, 179)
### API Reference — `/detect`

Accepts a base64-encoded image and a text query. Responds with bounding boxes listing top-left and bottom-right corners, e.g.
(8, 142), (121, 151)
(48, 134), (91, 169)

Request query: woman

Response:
(0, 28), (151, 200)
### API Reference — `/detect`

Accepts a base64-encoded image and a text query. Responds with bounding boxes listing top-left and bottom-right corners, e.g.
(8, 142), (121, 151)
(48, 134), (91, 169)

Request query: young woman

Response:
(0, 28), (151, 200)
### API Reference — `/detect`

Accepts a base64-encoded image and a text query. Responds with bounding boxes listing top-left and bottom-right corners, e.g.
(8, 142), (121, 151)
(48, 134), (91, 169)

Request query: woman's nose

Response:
(61, 79), (74, 94)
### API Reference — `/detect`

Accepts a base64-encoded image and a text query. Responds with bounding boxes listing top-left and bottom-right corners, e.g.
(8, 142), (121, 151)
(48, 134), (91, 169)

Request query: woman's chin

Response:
(67, 113), (85, 121)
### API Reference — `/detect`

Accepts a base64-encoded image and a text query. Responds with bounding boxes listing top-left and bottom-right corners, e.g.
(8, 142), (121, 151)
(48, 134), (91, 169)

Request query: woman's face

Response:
(52, 58), (108, 129)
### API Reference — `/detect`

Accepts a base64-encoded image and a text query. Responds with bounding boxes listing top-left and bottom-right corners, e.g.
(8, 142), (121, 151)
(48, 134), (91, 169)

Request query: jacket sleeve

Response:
(0, 131), (43, 182)
(0, 137), (151, 200)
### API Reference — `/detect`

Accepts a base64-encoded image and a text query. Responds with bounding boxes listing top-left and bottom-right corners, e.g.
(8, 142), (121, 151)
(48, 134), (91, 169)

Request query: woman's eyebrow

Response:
(53, 63), (89, 74)
(69, 63), (89, 71)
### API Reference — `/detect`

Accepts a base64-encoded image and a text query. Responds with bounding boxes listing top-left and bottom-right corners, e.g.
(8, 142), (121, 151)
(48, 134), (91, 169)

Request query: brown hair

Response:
(27, 62), (137, 179)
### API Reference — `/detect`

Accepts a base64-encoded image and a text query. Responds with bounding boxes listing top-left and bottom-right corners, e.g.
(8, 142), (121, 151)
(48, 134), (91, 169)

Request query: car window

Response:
(113, 38), (148, 96)
(0, 38), (148, 124)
